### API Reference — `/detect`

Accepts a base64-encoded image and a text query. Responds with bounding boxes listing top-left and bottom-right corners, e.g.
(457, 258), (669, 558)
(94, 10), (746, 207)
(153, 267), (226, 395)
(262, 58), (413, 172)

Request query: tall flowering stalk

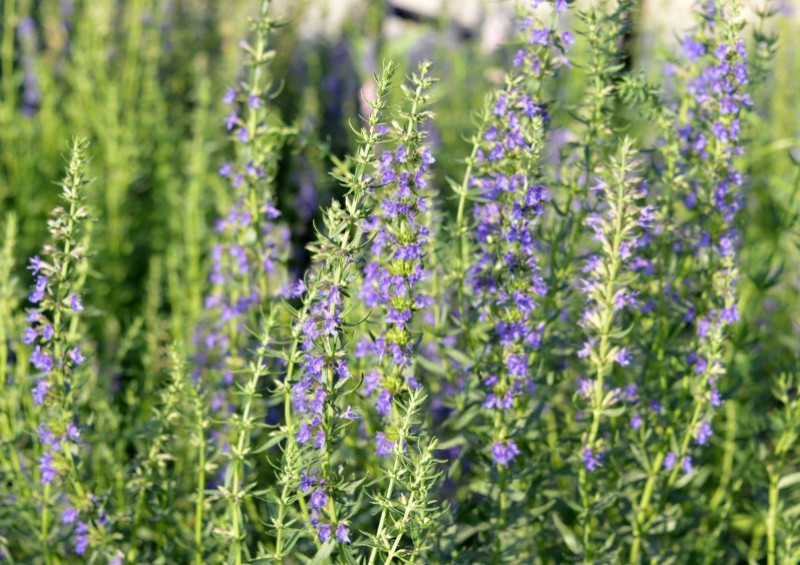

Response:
(628, 1), (752, 560)
(665, 0), (750, 472)
(358, 61), (436, 446)
(192, 2), (295, 553)
(443, 3), (572, 557)
(573, 138), (648, 559)
(194, 0), (294, 406)
(450, 0), (571, 392)
(23, 138), (94, 559)
(268, 63), (397, 553)
(466, 13), (568, 468)
(357, 63), (445, 564)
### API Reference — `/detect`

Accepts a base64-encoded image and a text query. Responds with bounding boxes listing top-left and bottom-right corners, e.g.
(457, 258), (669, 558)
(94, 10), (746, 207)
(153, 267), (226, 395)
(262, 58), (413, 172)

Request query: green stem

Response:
(41, 481), (52, 564)
(629, 452), (665, 563)
(229, 345), (268, 565)
(368, 457), (400, 565)
(384, 493), (415, 565)
(766, 470), (779, 565)
(195, 429), (206, 564)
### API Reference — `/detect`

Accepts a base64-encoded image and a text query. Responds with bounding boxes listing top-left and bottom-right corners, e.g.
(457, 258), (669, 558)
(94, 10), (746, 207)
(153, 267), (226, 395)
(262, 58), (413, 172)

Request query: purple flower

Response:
(67, 422), (81, 441)
(491, 440), (520, 466)
(23, 326), (38, 344)
(720, 305), (739, 324)
(39, 452), (57, 484)
(69, 346), (84, 365)
(29, 275), (48, 303)
(375, 432), (394, 457)
(69, 293), (83, 312)
(219, 162), (233, 177)
(62, 507), (79, 524)
(74, 522), (89, 555)
(615, 348), (633, 367)
(248, 94), (260, 109)
(683, 35), (706, 61)
(38, 424), (58, 448)
(318, 523), (332, 543)
(296, 424), (311, 445)
(582, 447), (603, 472)
(695, 420), (713, 446)
(376, 389), (392, 416)
(28, 255), (45, 275)
(631, 413), (643, 430)
(310, 489), (327, 510)
(529, 28), (550, 46)
(664, 451), (677, 471)
(30, 346), (53, 373)
(225, 112), (238, 130)
(32, 379), (49, 405)
(299, 470), (315, 493)
(336, 523), (350, 543)
(222, 88), (236, 104)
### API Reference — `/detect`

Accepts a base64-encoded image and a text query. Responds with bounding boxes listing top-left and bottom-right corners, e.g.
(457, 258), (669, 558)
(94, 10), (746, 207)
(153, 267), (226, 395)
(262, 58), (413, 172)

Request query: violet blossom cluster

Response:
(466, 2), (572, 467)
(468, 149), (548, 466)
(297, 470), (350, 543)
(357, 137), (435, 451)
(666, 2), (751, 467)
(679, 28), (751, 224)
(287, 236), (362, 542)
(192, 37), (293, 411)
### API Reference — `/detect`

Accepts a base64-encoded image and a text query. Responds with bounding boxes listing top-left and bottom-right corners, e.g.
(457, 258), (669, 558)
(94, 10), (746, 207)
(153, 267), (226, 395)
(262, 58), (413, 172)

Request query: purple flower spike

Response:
(615, 347), (633, 367)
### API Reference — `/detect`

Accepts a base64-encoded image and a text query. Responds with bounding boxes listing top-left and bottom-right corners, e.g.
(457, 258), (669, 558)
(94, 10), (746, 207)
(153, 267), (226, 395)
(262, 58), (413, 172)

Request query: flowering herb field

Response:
(1, 0), (799, 562)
